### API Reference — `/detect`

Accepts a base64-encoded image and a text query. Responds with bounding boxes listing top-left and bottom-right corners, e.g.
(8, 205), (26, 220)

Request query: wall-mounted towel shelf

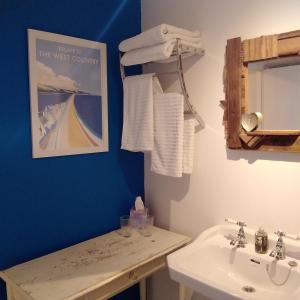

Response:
(119, 39), (205, 128)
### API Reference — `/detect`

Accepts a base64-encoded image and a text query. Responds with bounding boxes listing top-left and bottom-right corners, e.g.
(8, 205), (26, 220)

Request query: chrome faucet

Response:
(270, 230), (300, 260)
(270, 230), (286, 260)
(225, 218), (247, 248)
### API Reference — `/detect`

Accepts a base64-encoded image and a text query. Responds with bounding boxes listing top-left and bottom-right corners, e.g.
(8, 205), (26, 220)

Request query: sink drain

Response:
(242, 286), (256, 293)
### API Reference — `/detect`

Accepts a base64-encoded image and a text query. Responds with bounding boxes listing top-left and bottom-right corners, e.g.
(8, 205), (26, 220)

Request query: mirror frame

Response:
(223, 30), (300, 152)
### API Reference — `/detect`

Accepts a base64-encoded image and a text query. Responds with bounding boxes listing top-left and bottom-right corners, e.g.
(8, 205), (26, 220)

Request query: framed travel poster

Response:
(28, 29), (108, 158)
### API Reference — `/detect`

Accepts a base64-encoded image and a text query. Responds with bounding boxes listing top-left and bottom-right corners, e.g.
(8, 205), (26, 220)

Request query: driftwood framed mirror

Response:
(222, 30), (300, 152)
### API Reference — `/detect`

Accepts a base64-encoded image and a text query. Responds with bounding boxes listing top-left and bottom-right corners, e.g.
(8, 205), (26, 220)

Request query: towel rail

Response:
(119, 39), (204, 128)
(175, 39), (205, 127)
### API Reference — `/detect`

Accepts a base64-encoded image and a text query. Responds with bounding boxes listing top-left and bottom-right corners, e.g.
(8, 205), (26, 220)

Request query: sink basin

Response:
(167, 225), (300, 300)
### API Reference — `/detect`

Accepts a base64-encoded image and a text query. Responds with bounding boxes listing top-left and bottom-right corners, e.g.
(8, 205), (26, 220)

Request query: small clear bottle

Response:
(255, 227), (268, 254)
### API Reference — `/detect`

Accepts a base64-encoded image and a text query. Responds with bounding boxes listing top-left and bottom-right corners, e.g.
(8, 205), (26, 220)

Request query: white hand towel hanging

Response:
(119, 24), (201, 52)
(151, 93), (184, 177)
(121, 74), (155, 152)
(183, 116), (196, 174)
(121, 39), (203, 66)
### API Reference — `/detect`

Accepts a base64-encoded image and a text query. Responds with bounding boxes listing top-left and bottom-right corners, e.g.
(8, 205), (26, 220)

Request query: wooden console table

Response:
(0, 226), (190, 300)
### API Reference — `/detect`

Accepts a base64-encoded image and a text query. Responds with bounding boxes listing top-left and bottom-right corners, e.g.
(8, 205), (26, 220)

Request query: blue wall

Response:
(0, 1), (143, 299)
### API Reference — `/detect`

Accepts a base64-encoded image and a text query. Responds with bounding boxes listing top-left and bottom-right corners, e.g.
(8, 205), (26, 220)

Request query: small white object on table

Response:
(0, 226), (191, 300)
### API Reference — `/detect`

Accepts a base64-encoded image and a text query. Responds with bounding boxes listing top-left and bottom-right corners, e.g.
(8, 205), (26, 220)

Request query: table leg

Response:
(7, 285), (15, 300)
(139, 278), (147, 300)
(179, 283), (185, 300)
(178, 283), (190, 300)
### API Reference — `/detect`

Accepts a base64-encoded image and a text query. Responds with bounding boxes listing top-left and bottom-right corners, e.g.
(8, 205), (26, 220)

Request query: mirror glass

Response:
(248, 56), (300, 130)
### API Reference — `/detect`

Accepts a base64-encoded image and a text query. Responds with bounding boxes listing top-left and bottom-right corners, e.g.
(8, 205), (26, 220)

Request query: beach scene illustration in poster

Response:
(28, 30), (108, 158)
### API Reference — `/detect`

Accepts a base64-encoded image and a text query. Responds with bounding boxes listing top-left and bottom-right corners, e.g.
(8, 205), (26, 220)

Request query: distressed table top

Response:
(0, 226), (190, 300)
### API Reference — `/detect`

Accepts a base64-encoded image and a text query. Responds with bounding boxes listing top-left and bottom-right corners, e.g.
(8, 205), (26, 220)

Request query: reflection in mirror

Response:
(248, 56), (300, 130)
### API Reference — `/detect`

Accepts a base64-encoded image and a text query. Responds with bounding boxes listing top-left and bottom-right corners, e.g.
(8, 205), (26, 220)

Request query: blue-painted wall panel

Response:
(0, 1), (142, 299)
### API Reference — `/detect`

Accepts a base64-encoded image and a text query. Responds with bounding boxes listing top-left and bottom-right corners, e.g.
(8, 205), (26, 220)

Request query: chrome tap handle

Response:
(270, 230), (286, 260)
(274, 230), (300, 240)
(225, 218), (247, 248)
(285, 234), (300, 241)
(225, 218), (246, 227)
(285, 233), (300, 241)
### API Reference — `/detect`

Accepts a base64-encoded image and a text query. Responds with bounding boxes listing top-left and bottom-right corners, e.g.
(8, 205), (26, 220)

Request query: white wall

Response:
(142, 1), (300, 299)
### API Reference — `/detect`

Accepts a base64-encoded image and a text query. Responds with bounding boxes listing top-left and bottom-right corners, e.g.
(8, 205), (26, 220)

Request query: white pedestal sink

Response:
(167, 225), (300, 300)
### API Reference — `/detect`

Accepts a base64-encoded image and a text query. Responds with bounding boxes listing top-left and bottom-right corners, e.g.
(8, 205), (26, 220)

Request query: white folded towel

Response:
(151, 93), (184, 177)
(121, 39), (203, 66)
(121, 73), (155, 152)
(183, 116), (195, 174)
(119, 24), (201, 52)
